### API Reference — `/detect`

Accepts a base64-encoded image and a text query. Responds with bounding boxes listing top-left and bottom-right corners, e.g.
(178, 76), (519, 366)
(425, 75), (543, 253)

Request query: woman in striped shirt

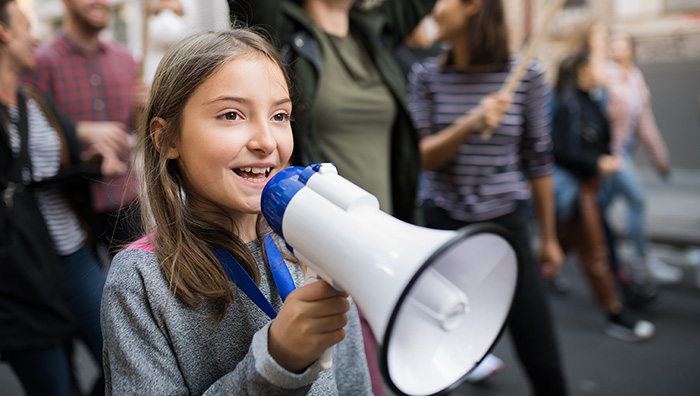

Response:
(407, 0), (567, 394)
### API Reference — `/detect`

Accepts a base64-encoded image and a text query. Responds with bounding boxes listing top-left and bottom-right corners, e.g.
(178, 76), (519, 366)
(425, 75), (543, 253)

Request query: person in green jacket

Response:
(229, 1), (435, 395)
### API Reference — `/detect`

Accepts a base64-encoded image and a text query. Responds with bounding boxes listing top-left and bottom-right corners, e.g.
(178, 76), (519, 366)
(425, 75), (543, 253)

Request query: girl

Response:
(552, 47), (655, 342)
(407, 0), (567, 394)
(100, 30), (373, 395)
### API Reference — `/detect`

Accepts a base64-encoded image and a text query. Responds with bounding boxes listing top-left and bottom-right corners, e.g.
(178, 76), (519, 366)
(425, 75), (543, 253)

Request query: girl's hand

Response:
(268, 281), (350, 373)
(474, 92), (512, 139)
(597, 154), (622, 176)
(538, 237), (564, 280)
(480, 92), (512, 129)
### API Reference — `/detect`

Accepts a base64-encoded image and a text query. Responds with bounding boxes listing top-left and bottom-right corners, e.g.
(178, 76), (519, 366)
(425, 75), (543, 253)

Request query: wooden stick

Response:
(482, 0), (565, 140)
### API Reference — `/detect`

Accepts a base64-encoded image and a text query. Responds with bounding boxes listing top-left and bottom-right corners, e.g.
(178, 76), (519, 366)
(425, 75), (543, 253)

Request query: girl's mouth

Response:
(233, 167), (271, 183)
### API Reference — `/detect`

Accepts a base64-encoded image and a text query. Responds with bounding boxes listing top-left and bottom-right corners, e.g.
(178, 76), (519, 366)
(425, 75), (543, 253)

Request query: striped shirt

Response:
(24, 32), (139, 213)
(8, 99), (86, 256)
(407, 56), (554, 222)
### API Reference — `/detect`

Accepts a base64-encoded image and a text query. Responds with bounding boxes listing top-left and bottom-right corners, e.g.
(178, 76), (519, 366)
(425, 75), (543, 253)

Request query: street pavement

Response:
(1, 168), (698, 395)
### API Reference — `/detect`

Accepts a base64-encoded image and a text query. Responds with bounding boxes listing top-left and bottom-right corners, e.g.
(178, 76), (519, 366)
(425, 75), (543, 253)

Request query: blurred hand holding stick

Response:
(481, 0), (565, 140)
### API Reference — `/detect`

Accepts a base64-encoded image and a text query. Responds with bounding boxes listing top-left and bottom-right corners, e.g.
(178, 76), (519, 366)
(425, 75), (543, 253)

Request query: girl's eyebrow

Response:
(205, 97), (292, 107)
(205, 96), (249, 105)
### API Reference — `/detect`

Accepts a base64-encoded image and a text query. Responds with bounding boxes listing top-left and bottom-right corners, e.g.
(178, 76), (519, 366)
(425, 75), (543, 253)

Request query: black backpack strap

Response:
(0, 89), (31, 210)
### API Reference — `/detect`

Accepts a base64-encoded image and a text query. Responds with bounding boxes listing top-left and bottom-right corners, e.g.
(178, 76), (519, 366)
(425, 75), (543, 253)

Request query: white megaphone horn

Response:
(261, 163), (518, 396)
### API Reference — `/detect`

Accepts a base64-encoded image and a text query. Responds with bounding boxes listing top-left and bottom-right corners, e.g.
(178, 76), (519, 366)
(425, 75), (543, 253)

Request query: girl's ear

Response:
(466, 0), (482, 15)
(150, 117), (179, 159)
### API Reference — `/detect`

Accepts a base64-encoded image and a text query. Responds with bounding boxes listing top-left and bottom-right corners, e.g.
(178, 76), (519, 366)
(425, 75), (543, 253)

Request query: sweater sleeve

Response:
(520, 61), (555, 179)
(101, 249), (320, 396)
(635, 71), (670, 171)
(407, 61), (433, 140)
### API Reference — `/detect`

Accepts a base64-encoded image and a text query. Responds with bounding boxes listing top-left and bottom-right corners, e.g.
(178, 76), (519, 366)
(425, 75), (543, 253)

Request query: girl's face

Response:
(169, 55), (293, 221)
(610, 36), (632, 64)
(576, 61), (595, 91)
(2, 2), (39, 73)
(431, 0), (478, 43)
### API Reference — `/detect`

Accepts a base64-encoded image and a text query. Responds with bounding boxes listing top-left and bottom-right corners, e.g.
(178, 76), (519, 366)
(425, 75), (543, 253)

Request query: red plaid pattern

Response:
(24, 33), (140, 213)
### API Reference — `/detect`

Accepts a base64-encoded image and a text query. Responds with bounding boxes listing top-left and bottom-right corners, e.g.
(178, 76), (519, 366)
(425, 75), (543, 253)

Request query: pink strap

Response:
(126, 235), (155, 252)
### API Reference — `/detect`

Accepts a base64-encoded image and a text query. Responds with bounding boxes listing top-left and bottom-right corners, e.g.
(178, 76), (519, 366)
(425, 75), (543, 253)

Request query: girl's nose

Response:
(249, 120), (277, 155)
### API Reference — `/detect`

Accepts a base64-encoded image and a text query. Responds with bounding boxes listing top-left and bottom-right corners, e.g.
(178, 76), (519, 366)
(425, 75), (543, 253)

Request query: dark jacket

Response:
(229, 0), (434, 222)
(0, 86), (95, 350)
(552, 89), (611, 180)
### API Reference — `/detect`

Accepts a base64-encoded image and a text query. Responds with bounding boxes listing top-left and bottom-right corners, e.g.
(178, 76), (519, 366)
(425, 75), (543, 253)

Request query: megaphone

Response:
(261, 163), (518, 396)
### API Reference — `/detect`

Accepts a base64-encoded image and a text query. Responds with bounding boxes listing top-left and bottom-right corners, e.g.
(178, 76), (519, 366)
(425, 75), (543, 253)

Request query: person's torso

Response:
(6, 98), (86, 255)
(412, 57), (553, 221)
(315, 27), (396, 213)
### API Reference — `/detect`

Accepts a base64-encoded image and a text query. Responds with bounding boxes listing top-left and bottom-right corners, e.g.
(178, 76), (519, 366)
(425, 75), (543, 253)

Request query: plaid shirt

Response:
(24, 32), (139, 213)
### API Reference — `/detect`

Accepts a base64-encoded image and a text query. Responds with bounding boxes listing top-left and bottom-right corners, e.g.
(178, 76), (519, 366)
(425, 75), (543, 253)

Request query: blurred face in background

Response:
(1, 1), (39, 74)
(63, 0), (110, 33)
(431, 0), (479, 43)
(588, 22), (608, 57)
(610, 35), (634, 65)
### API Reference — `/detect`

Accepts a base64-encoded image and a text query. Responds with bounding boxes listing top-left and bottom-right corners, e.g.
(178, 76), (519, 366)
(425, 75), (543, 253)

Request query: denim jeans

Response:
(60, 245), (107, 395)
(1, 344), (71, 396)
(600, 152), (647, 259)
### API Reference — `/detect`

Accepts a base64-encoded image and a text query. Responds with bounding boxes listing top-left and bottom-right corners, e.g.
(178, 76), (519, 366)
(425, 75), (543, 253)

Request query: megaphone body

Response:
(262, 163), (518, 396)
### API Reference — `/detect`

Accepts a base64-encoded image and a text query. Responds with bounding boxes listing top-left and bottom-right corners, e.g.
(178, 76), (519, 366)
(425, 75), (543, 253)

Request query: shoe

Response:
(646, 257), (683, 284)
(546, 276), (570, 295)
(620, 280), (659, 309)
(684, 249), (700, 290)
(465, 354), (503, 383)
(604, 309), (655, 342)
(685, 248), (700, 267)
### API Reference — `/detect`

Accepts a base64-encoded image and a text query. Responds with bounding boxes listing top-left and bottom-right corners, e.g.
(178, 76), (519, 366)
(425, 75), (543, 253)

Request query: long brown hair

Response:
(445, 0), (510, 69)
(555, 48), (590, 99)
(139, 29), (291, 320)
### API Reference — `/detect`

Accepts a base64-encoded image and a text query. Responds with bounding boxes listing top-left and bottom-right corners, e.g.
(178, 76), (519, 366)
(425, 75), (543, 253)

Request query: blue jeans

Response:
(1, 344), (71, 396)
(600, 153), (647, 260)
(60, 246), (106, 395)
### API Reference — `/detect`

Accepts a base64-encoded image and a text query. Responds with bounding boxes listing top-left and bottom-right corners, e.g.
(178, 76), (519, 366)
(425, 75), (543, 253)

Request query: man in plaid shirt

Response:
(25, 0), (145, 253)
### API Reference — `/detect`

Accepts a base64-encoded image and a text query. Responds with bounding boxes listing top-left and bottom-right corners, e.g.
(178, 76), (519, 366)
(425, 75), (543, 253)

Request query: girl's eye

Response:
(222, 111), (240, 121)
(272, 112), (290, 122)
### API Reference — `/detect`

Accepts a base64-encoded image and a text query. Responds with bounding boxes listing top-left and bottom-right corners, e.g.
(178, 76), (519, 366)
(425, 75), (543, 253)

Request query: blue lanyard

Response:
(211, 234), (296, 319)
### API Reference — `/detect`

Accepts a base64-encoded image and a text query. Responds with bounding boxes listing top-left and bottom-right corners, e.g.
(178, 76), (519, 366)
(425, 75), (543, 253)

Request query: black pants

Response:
(423, 200), (568, 396)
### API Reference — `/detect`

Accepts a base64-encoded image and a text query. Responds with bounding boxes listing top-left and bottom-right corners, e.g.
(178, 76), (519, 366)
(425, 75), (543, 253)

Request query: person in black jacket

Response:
(552, 47), (655, 343)
(0, 1), (122, 394)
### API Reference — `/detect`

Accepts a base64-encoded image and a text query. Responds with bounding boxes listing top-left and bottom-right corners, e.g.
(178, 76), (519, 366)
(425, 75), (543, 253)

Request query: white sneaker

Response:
(465, 354), (503, 383)
(605, 309), (655, 342)
(647, 257), (683, 284)
(683, 249), (700, 289)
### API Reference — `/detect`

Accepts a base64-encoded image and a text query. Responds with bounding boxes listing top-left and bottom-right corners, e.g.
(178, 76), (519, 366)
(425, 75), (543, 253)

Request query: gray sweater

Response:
(101, 239), (373, 395)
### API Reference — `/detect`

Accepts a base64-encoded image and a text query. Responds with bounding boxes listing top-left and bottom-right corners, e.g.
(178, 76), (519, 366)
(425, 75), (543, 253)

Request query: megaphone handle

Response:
(304, 268), (333, 370)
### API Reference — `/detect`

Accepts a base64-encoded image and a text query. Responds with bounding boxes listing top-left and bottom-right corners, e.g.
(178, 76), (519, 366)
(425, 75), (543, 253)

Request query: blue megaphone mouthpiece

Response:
(261, 164), (330, 238)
